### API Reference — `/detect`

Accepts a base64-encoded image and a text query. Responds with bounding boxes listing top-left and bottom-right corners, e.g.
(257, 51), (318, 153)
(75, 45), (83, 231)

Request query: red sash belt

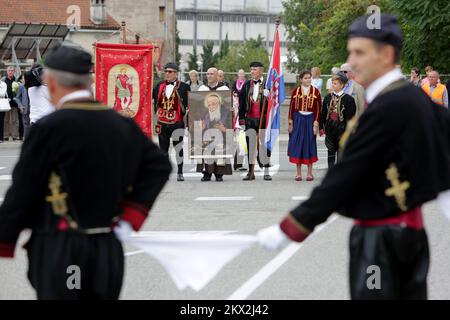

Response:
(248, 101), (260, 118)
(354, 207), (423, 230)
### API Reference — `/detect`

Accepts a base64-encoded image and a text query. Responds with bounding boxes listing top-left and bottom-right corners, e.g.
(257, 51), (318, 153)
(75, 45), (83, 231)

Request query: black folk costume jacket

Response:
(0, 99), (172, 257)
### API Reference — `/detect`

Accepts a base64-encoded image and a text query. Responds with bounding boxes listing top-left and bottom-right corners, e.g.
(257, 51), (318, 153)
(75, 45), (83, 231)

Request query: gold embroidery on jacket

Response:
(384, 163), (410, 211)
(46, 172), (78, 229)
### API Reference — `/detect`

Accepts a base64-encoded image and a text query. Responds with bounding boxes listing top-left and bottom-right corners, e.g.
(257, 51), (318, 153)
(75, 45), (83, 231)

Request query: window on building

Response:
(222, 15), (244, 23)
(197, 39), (220, 46)
(247, 16), (269, 23)
(197, 15), (220, 22)
(159, 6), (165, 22)
(176, 13), (194, 21)
(180, 39), (194, 45)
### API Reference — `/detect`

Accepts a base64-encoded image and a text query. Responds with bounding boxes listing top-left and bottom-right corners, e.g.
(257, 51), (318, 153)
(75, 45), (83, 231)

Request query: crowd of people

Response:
(155, 59), (449, 183)
(1, 13), (450, 301)
(1, 55), (448, 184)
(0, 65), (56, 142)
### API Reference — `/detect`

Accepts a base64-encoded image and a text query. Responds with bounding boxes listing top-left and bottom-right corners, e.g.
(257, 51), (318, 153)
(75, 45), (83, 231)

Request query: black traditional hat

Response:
(45, 44), (93, 74)
(349, 14), (403, 48)
(164, 62), (179, 71)
(249, 61), (264, 68)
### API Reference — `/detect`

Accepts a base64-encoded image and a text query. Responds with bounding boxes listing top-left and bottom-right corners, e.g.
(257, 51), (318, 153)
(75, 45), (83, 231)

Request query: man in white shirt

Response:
(197, 67), (232, 182)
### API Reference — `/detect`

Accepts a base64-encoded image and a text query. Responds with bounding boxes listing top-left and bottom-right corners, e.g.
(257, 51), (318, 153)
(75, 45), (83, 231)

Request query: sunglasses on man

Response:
(165, 70), (176, 74)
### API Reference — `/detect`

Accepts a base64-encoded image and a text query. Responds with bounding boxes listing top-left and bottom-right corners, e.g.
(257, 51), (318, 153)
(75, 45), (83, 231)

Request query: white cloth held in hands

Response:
(437, 189), (450, 221)
(113, 220), (134, 241)
(113, 222), (257, 292)
(257, 224), (289, 251)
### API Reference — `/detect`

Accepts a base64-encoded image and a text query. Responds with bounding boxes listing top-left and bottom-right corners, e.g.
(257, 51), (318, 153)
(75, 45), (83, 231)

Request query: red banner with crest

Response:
(95, 43), (153, 137)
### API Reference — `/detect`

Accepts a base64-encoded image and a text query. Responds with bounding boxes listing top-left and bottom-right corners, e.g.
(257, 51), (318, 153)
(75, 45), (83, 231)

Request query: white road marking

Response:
(195, 196), (253, 201)
(240, 165), (280, 177)
(0, 175), (11, 180)
(180, 173), (203, 178)
(0, 156), (18, 158)
(291, 196), (309, 201)
(0, 167), (6, 170)
(227, 215), (339, 300)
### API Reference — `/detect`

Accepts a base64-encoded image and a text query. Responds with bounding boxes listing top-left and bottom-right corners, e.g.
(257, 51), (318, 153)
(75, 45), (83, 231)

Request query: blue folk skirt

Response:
(288, 112), (318, 164)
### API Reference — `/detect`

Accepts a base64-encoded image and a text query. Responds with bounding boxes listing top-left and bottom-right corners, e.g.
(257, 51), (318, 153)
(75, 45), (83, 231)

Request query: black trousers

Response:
(0, 112), (5, 141)
(18, 108), (24, 139)
(349, 225), (429, 300)
(26, 232), (124, 300)
(245, 118), (271, 168)
(325, 134), (340, 168)
(158, 122), (184, 174)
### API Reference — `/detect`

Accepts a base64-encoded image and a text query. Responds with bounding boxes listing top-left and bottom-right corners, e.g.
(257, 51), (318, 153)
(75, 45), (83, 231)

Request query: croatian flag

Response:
(265, 27), (286, 152)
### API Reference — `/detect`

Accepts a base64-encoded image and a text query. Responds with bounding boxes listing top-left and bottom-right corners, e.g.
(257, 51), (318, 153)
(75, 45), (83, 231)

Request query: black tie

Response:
(166, 81), (175, 85)
(254, 80), (261, 84)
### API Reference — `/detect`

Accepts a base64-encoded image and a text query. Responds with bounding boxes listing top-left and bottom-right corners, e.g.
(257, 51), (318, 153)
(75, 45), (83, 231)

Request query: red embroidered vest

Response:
(157, 82), (182, 124)
(248, 80), (262, 118)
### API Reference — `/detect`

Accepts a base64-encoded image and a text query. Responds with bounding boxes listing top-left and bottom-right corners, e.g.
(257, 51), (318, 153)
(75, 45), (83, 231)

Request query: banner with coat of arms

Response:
(95, 43), (153, 137)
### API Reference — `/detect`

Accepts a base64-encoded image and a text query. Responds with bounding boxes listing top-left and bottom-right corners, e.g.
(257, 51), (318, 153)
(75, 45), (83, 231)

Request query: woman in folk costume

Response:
(232, 69), (247, 171)
(320, 71), (356, 169)
(288, 70), (322, 181)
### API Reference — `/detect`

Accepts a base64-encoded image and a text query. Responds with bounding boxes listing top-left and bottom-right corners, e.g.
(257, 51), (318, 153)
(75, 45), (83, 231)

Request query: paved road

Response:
(0, 137), (450, 300)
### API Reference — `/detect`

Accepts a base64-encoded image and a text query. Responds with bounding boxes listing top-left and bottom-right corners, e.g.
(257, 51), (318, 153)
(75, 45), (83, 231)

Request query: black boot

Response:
(243, 165), (255, 181)
(201, 173), (212, 182)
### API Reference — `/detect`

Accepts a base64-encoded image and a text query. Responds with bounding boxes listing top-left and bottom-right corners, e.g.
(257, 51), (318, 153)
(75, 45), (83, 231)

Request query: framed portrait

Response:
(188, 90), (234, 160)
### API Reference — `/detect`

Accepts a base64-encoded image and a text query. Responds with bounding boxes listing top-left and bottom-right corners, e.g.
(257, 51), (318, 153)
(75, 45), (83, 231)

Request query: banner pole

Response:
(150, 46), (155, 139)
(121, 21), (126, 44)
(248, 16), (281, 178)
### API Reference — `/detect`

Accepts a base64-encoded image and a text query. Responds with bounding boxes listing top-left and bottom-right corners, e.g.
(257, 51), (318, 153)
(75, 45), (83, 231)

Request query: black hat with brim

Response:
(250, 61), (264, 68)
(164, 62), (179, 71)
(44, 44), (93, 74)
(349, 14), (403, 49)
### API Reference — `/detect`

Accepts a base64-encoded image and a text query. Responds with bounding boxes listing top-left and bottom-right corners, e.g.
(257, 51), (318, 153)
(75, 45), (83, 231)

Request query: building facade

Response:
(0, 0), (120, 65)
(176, 0), (288, 66)
(106, 0), (176, 66)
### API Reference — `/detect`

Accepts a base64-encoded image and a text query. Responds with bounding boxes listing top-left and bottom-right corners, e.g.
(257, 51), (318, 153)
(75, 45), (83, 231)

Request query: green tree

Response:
(201, 41), (219, 71)
(187, 46), (199, 71)
(219, 33), (230, 59)
(282, 0), (327, 72)
(216, 37), (269, 80)
(246, 35), (265, 49)
(282, 0), (401, 73)
(311, 0), (391, 72)
(390, 0), (450, 72)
